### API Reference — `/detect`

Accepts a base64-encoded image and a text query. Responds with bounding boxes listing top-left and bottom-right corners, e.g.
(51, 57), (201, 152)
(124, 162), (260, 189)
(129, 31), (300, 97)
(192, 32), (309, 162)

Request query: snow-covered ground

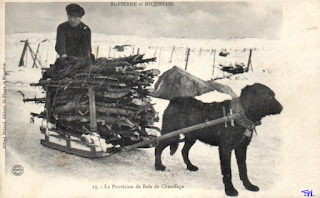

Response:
(2, 32), (320, 198)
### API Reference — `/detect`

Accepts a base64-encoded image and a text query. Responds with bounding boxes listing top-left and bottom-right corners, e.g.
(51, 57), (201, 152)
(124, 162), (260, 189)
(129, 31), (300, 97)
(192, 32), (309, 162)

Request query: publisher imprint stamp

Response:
(12, 165), (24, 176)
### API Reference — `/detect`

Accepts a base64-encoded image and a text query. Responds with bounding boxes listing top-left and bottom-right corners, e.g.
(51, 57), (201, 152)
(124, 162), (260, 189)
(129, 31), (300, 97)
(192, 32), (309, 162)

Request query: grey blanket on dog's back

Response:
(150, 66), (237, 100)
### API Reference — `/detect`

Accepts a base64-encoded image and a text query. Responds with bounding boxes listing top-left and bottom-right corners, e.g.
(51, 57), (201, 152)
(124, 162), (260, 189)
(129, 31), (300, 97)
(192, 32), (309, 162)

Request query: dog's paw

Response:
(244, 184), (259, 192)
(155, 164), (166, 171)
(187, 165), (199, 171)
(225, 187), (238, 197)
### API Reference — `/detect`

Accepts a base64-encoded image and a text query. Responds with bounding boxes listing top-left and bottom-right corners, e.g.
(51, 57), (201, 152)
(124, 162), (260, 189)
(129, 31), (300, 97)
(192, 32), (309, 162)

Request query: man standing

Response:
(55, 4), (92, 60)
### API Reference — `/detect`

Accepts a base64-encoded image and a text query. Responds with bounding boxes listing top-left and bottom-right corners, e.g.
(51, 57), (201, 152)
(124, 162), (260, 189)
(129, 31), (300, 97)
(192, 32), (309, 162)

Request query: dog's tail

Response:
(170, 140), (179, 155)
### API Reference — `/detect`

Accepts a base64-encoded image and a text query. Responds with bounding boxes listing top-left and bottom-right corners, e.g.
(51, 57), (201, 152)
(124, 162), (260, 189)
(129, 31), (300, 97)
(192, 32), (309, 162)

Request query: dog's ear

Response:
(241, 84), (256, 97)
(240, 85), (254, 111)
(240, 83), (265, 111)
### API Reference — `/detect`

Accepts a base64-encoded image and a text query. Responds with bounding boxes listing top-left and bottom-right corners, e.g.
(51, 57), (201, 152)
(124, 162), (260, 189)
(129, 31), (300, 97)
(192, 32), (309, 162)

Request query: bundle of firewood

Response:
(30, 54), (160, 147)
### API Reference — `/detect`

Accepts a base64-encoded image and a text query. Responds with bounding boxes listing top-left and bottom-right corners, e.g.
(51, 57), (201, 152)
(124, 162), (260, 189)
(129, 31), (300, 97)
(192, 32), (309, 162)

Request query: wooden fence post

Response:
(96, 46), (99, 58)
(32, 43), (40, 68)
(18, 40), (29, 67)
(247, 49), (253, 72)
(169, 46), (175, 63)
(185, 48), (190, 70)
(212, 49), (216, 76)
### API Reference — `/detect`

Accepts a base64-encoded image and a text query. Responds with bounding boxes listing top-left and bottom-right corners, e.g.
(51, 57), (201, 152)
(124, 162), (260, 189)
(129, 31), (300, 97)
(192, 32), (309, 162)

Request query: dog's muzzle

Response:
(271, 100), (283, 115)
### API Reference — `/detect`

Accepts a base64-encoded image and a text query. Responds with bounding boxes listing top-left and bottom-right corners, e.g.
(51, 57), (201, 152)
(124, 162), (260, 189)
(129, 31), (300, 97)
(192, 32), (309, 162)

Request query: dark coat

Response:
(55, 21), (91, 58)
(155, 83), (283, 196)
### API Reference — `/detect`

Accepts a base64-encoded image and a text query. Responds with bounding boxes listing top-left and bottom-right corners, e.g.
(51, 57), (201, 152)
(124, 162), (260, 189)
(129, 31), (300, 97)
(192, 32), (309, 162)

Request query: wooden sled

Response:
(39, 84), (161, 158)
(40, 128), (115, 158)
(39, 77), (240, 158)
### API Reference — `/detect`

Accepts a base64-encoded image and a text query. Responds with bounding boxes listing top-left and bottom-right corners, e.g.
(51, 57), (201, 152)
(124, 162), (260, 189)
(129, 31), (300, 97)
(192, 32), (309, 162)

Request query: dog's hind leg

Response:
(155, 139), (174, 171)
(235, 146), (259, 192)
(182, 139), (198, 171)
(219, 146), (238, 196)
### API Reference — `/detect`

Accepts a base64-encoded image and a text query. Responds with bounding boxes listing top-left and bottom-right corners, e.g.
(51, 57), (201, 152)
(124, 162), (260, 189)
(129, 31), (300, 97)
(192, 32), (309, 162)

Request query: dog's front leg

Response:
(235, 146), (259, 192)
(219, 146), (238, 196)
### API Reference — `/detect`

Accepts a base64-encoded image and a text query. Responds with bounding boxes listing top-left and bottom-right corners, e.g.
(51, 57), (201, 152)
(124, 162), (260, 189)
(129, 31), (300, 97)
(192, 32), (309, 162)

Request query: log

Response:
(96, 106), (135, 116)
(54, 101), (136, 116)
(55, 61), (86, 80)
(132, 57), (156, 65)
(76, 73), (141, 83)
(103, 92), (130, 99)
(105, 61), (131, 67)
(107, 74), (140, 82)
(88, 79), (128, 87)
(23, 97), (46, 103)
(95, 102), (118, 108)
(35, 79), (128, 88)
(114, 130), (136, 136)
(103, 87), (133, 93)
(94, 59), (131, 67)
(58, 115), (90, 122)
(31, 112), (46, 119)
(54, 101), (84, 113)
(78, 66), (120, 74)
(95, 102), (151, 112)
(75, 73), (118, 81)
(143, 69), (160, 76)
(58, 115), (137, 128)
(94, 55), (156, 68)
(55, 99), (72, 105)
(95, 91), (130, 99)
(103, 54), (143, 64)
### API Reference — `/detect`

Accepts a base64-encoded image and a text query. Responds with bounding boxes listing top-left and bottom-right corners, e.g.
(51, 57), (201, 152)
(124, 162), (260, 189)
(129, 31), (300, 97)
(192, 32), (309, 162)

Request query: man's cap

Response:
(66, 4), (85, 17)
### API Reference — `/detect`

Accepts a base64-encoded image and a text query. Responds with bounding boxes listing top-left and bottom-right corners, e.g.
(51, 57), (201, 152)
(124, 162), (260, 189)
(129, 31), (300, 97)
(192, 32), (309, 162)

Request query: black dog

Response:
(155, 83), (283, 196)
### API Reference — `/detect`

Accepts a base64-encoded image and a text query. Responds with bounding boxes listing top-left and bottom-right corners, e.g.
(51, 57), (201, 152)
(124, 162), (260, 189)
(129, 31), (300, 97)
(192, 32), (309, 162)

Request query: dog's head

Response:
(240, 83), (283, 122)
